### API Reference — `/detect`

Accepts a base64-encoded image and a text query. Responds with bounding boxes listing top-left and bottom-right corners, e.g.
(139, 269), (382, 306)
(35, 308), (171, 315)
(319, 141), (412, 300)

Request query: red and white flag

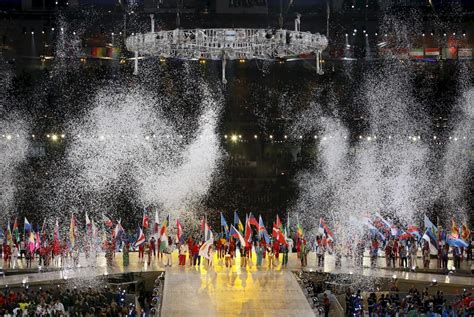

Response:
(134, 227), (146, 248)
(142, 210), (149, 229)
(176, 219), (183, 243)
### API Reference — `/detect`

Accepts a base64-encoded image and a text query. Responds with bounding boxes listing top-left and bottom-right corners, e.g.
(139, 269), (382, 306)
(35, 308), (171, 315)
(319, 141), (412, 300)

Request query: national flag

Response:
(6, 220), (13, 246)
(24, 217), (32, 233)
(85, 212), (91, 226)
(12, 218), (19, 242)
(199, 231), (214, 260)
(103, 214), (113, 228)
(159, 216), (169, 252)
(446, 236), (468, 248)
(54, 219), (60, 241)
(258, 215), (266, 235)
(318, 218), (334, 241)
(358, 216), (385, 241)
(258, 216), (271, 243)
(91, 219), (98, 240)
(262, 230), (271, 244)
(142, 209), (149, 229)
(425, 48), (440, 58)
(287, 213), (290, 238)
(275, 214), (282, 230)
(234, 211), (244, 232)
(134, 227), (146, 248)
(69, 214), (77, 248)
(398, 230), (412, 240)
(113, 219), (124, 239)
(461, 222), (470, 241)
(160, 215), (169, 237)
(28, 231), (35, 252)
(272, 223), (287, 245)
(422, 229), (438, 254)
(373, 212), (391, 235)
(407, 225), (421, 240)
(153, 210), (160, 234)
(390, 225), (399, 237)
(248, 213), (259, 229)
(451, 219), (459, 239)
(159, 232), (168, 252)
(176, 219), (182, 243)
(230, 224), (246, 246)
(201, 216), (212, 241)
(85, 212), (92, 234)
(244, 215), (252, 246)
(424, 215), (438, 244)
(409, 48), (424, 59)
(220, 212), (229, 232)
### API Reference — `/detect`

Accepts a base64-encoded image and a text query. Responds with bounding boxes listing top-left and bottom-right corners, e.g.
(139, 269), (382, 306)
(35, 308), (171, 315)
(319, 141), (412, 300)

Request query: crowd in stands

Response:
(344, 286), (473, 317)
(0, 285), (147, 317)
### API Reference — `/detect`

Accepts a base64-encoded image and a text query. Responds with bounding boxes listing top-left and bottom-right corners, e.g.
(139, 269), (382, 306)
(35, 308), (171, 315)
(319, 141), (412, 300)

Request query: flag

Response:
(230, 225), (246, 246)
(54, 219), (60, 242)
(272, 222), (287, 245)
(287, 213), (290, 238)
(425, 47), (440, 58)
(103, 214), (113, 228)
(244, 215), (252, 246)
(446, 236), (468, 248)
(275, 214), (282, 230)
(199, 231), (214, 260)
(220, 212), (229, 232)
(258, 215), (266, 235)
(424, 215), (438, 244)
(451, 219), (459, 239)
(142, 210), (149, 229)
(398, 230), (412, 240)
(160, 215), (169, 237)
(407, 225), (421, 240)
(134, 227), (146, 248)
(153, 210), (160, 234)
(159, 215), (169, 252)
(374, 212), (391, 235)
(176, 219), (182, 243)
(24, 217), (32, 233)
(35, 231), (41, 250)
(318, 218), (334, 241)
(258, 216), (270, 243)
(248, 213), (259, 229)
(390, 225), (399, 237)
(461, 222), (470, 241)
(12, 218), (19, 242)
(91, 219), (98, 241)
(85, 212), (91, 226)
(28, 231), (35, 252)
(113, 219), (124, 239)
(357, 216), (386, 241)
(422, 229), (438, 254)
(85, 212), (92, 234)
(409, 48), (424, 59)
(6, 220), (13, 246)
(234, 211), (244, 232)
(262, 230), (271, 244)
(69, 214), (77, 248)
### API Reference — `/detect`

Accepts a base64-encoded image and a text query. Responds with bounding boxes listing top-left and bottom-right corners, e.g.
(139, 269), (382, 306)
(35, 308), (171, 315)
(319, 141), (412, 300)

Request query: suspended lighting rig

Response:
(126, 15), (328, 83)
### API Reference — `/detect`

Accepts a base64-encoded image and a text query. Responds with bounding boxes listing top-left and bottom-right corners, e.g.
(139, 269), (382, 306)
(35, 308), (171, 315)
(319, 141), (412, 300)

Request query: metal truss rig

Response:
(126, 23), (328, 83)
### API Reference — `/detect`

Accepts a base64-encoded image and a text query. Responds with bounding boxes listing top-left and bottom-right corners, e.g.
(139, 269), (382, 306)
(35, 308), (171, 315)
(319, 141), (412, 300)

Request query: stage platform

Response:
(0, 252), (472, 316)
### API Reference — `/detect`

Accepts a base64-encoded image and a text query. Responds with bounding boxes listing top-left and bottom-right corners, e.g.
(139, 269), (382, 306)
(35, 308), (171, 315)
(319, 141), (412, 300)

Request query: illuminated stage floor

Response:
(0, 252), (472, 316)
